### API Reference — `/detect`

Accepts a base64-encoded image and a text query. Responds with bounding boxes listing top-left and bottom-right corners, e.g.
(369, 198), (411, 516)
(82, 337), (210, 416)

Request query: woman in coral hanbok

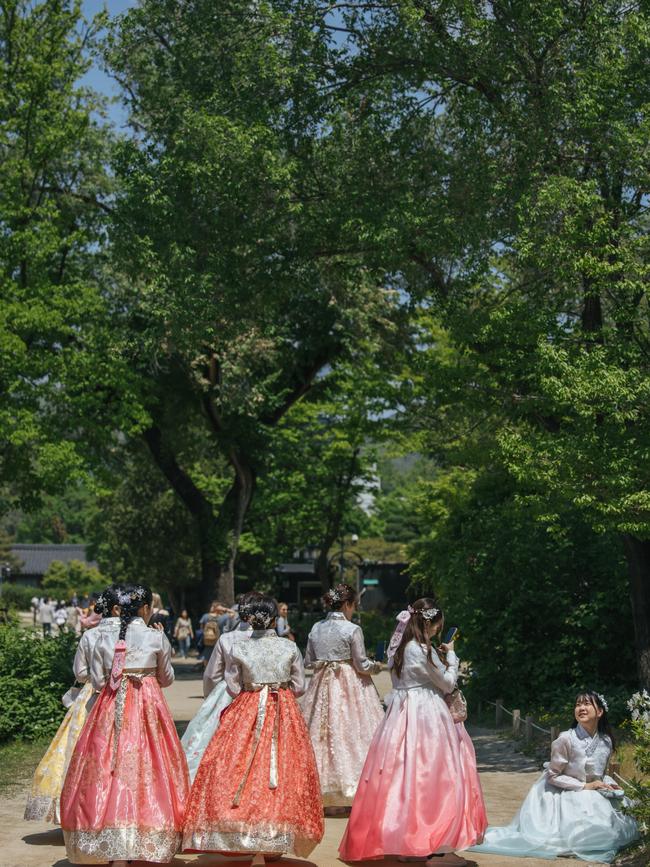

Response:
(300, 583), (384, 807)
(339, 598), (487, 866)
(24, 586), (122, 824)
(60, 584), (189, 866)
(181, 591), (260, 781)
(183, 595), (324, 859)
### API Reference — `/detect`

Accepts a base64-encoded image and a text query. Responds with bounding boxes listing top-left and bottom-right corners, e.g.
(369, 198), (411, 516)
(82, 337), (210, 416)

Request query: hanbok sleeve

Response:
(290, 646), (306, 697)
(425, 649), (459, 695)
(224, 652), (243, 698)
(90, 637), (108, 692)
(546, 734), (585, 790)
(73, 634), (90, 683)
(350, 625), (380, 675)
(156, 633), (175, 688)
(304, 633), (316, 669)
(203, 636), (226, 697)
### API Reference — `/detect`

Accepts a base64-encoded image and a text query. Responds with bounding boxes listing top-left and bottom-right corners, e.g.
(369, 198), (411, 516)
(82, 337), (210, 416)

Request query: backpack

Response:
(203, 616), (220, 646)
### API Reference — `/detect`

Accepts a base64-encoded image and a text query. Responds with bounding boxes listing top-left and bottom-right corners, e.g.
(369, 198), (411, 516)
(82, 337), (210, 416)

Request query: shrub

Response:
(0, 583), (39, 611)
(0, 625), (77, 742)
(625, 691), (650, 846)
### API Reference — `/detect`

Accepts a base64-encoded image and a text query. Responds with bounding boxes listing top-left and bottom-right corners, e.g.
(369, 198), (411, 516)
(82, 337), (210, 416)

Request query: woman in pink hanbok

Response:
(300, 583), (384, 808)
(60, 584), (190, 866)
(339, 598), (486, 866)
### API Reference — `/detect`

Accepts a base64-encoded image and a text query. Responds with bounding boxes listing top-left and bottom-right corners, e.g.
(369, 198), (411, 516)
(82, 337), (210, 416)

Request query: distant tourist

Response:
(174, 609), (194, 658)
(199, 601), (222, 665)
(54, 603), (68, 633)
(276, 601), (294, 640)
(30, 595), (39, 625)
(38, 598), (55, 637)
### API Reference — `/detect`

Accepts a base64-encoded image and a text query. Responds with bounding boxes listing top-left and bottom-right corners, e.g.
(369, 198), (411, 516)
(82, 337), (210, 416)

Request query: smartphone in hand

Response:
(443, 626), (458, 644)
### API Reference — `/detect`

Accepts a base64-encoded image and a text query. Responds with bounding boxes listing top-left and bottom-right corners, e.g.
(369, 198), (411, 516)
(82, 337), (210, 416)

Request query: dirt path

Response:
(0, 659), (584, 867)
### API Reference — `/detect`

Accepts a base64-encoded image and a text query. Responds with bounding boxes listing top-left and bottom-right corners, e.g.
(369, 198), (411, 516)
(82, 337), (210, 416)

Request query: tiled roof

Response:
(11, 544), (97, 576)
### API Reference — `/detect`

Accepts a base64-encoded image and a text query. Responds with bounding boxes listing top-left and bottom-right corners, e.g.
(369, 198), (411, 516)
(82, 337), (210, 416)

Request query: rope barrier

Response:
(485, 700), (552, 734)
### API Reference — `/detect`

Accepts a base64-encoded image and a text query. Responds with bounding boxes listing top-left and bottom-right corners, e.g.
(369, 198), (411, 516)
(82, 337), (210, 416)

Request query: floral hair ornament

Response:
(249, 611), (273, 629)
(597, 692), (609, 712)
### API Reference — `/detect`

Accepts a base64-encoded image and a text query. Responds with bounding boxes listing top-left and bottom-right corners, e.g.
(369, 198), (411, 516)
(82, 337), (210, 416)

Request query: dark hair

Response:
(117, 584), (153, 641)
(247, 595), (278, 630)
(238, 591), (264, 622)
(322, 583), (356, 611)
(392, 597), (444, 678)
(94, 584), (123, 617)
(571, 691), (616, 750)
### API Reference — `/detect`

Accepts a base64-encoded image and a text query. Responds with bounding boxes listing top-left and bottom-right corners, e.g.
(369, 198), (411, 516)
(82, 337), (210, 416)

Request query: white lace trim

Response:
(64, 827), (181, 864)
(24, 794), (60, 824)
(183, 822), (319, 858)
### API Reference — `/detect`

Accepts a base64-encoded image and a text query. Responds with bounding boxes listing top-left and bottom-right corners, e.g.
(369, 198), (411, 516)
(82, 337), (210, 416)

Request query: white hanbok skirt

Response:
(470, 773), (639, 863)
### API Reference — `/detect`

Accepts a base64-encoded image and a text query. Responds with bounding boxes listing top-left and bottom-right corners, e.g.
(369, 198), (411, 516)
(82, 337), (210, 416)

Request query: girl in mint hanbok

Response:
(181, 591), (261, 780)
(471, 691), (639, 863)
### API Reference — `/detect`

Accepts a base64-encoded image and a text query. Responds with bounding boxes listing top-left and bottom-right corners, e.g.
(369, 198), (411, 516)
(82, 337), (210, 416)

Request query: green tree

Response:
(0, 0), (144, 514)
(42, 559), (104, 600)
(314, 0), (650, 685)
(104, 0), (405, 603)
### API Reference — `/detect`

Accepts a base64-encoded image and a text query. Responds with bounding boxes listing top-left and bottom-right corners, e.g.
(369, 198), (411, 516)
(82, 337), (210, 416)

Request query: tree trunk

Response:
(623, 534), (650, 689)
(216, 452), (256, 606)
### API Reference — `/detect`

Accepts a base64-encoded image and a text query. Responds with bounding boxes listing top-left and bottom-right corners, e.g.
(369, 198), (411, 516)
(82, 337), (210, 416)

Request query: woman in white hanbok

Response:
(471, 691), (639, 863)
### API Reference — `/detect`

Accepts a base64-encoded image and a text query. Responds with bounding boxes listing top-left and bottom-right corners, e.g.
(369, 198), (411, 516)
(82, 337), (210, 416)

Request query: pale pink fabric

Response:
(339, 685), (487, 860)
(301, 662), (384, 805)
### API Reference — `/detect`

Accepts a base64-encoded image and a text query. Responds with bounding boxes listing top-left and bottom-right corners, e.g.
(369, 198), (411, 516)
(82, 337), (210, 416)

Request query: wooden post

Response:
(496, 698), (503, 728)
(550, 725), (559, 746)
(512, 709), (521, 736)
(525, 715), (533, 744)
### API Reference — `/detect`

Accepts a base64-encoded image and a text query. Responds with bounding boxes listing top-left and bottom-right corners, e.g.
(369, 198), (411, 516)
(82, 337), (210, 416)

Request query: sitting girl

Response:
(471, 691), (639, 863)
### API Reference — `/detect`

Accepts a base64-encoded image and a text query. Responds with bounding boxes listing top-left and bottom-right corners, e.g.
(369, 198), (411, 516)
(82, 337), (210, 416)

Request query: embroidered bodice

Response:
(389, 639), (458, 695)
(304, 612), (379, 675)
(224, 629), (305, 697)
(90, 617), (174, 690)
(73, 616), (120, 683)
(203, 622), (252, 697)
(546, 725), (613, 791)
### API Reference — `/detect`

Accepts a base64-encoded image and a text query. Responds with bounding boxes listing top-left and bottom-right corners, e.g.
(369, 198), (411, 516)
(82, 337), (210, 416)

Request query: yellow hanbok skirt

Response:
(24, 681), (95, 824)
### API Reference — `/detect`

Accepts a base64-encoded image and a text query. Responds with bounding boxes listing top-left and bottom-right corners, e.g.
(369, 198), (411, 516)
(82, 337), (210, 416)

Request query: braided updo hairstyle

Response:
(94, 584), (123, 617)
(322, 583), (356, 611)
(237, 591), (264, 623)
(116, 584), (152, 641)
(247, 595), (278, 630)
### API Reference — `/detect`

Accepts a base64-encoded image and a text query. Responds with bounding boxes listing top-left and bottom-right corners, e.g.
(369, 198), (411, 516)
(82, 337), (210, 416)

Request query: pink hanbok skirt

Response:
(339, 685), (487, 861)
(60, 674), (189, 864)
(300, 661), (384, 805)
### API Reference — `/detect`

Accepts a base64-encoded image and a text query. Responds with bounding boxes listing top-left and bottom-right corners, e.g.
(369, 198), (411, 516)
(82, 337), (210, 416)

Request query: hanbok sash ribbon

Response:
(386, 610), (412, 663)
(109, 640), (127, 692)
(312, 659), (352, 740)
(110, 668), (156, 772)
(232, 681), (289, 806)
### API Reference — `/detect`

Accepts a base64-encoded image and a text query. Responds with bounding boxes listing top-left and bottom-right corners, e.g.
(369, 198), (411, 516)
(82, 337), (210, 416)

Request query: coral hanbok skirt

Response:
(339, 685), (487, 860)
(60, 674), (190, 864)
(24, 681), (96, 824)
(183, 686), (324, 857)
(300, 660), (384, 805)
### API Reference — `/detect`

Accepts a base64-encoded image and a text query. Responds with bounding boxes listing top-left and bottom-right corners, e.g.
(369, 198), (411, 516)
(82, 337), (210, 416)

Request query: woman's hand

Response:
(151, 622), (164, 632)
(439, 641), (455, 654)
(585, 780), (616, 790)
